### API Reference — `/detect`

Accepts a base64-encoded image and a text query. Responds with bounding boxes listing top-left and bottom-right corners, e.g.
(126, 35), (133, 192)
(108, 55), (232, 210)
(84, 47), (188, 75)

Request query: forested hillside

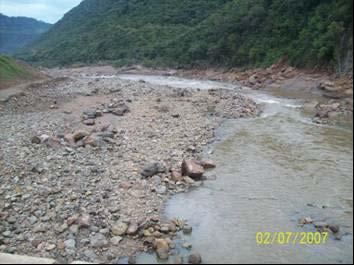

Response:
(0, 14), (51, 54)
(20, 0), (353, 73)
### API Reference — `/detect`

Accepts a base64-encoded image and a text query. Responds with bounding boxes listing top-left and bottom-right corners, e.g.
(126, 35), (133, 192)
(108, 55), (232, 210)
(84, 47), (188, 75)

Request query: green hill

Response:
(0, 55), (42, 89)
(19, 0), (353, 73)
(0, 14), (51, 54)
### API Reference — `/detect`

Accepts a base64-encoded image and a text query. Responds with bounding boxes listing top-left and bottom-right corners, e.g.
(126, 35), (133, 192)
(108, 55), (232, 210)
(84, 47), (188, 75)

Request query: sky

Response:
(0, 0), (83, 24)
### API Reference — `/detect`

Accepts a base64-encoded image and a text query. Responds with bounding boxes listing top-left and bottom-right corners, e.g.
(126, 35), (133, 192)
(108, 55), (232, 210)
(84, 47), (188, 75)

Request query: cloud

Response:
(0, 0), (83, 23)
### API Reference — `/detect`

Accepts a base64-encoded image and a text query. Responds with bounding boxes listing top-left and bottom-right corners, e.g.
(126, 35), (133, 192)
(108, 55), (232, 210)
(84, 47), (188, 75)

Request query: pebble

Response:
(112, 222), (129, 236)
(90, 233), (109, 248)
(188, 253), (202, 264)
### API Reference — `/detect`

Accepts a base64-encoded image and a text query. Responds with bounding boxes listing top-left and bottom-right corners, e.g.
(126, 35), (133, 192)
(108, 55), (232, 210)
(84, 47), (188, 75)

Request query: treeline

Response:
(19, 0), (353, 72)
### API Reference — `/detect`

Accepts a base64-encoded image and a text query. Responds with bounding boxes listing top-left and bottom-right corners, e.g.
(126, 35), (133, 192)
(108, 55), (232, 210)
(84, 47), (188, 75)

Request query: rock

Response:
(344, 88), (353, 96)
(328, 224), (340, 234)
(84, 134), (104, 147)
(73, 131), (89, 142)
(31, 136), (41, 144)
(184, 176), (196, 185)
(314, 222), (329, 231)
(141, 162), (166, 177)
(156, 185), (167, 195)
(39, 134), (50, 143)
(84, 249), (99, 261)
(83, 109), (98, 119)
(320, 81), (341, 92)
(111, 236), (123, 246)
(46, 244), (56, 251)
(182, 242), (192, 249)
(299, 217), (313, 225)
(83, 119), (96, 126)
(67, 215), (79, 225)
(64, 239), (76, 250)
(183, 225), (193, 235)
(112, 104), (130, 116)
(2, 231), (11, 238)
(171, 170), (183, 182)
(182, 159), (204, 179)
(111, 222), (128, 236)
(303, 101), (319, 113)
(128, 256), (136, 264)
(79, 214), (91, 228)
(188, 253), (202, 264)
(127, 223), (139, 235)
(248, 75), (258, 85)
(90, 233), (108, 248)
(200, 159), (216, 169)
(154, 239), (170, 260)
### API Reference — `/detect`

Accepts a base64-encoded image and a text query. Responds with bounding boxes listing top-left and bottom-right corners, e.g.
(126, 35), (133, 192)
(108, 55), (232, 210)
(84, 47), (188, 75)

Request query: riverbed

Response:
(118, 74), (353, 264)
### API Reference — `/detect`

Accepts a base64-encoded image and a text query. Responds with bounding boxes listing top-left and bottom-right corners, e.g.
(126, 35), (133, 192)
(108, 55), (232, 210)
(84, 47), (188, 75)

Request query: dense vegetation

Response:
(20, 0), (353, 72)
(0, 14), (51, 54)
(0, 55), (40, 89)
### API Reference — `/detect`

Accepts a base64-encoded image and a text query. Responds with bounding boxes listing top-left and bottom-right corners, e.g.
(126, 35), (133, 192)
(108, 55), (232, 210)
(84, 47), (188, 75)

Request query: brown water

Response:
(116, 75), (353, 264)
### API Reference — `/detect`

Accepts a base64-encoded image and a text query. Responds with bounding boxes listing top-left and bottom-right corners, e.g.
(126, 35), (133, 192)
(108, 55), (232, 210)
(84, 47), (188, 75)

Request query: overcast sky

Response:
(0, 0), (83, 24)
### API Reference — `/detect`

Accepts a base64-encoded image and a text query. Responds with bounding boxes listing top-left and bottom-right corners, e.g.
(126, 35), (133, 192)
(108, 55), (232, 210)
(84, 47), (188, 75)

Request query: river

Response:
(117, 74), (353, 264)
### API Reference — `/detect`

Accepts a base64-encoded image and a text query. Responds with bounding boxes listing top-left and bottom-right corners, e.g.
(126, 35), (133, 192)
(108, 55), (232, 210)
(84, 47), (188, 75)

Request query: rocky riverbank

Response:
(119, 63), (353, 126)
(0, 67), (261, 264)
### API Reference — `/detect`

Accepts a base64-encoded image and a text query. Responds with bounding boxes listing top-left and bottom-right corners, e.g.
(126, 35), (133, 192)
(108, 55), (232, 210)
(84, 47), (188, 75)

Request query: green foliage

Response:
(0, 55), (36, 85)
(18, 0), (353, 71)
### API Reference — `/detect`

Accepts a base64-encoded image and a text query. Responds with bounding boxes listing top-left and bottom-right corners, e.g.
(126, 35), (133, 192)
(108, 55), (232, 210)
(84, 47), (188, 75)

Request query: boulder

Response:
(182, 159), (204, 179)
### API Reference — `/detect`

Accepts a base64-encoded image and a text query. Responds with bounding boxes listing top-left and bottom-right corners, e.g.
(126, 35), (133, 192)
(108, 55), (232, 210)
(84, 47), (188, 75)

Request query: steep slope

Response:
(0, 14), (51, 54)
(20, 0), (353, 72)
(0, 55), (42, 89)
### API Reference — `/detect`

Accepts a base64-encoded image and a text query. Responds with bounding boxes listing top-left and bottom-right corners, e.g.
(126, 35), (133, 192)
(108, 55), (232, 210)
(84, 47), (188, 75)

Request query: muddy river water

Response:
(117, 75), (353, 264)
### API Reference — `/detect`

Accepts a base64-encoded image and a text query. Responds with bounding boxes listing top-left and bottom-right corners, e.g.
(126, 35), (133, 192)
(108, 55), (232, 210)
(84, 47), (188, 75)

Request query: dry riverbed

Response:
(0, 67), (261, 263)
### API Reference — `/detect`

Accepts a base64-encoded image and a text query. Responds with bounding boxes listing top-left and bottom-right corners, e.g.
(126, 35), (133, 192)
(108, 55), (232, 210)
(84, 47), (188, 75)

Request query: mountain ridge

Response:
(0, 13), (51, 54)
(19, 0), (353, 73)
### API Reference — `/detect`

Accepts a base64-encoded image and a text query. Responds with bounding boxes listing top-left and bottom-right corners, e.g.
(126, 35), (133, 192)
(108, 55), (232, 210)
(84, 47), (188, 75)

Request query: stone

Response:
(83, 119), (96, 126)
(79, 214), (91, 228)
(141, 162), (166, 178)
(328, 224), (340, 234)
(112, 104), (130, 116)
(31, 136), (41, 144)
(72, 131), (89, 142)
(156, 185), (167, 195)
(2, 231), (12, 238)
(188, 253), (202, 264)
(64, 239), (76, 250)
(111, 222), (128, 236)
(200, 159), (216, 169)
(111, 236), (123, 246)
(303, 101), (319, 113)
(182, 242), (192, 249)
(46, 244), (56, 251)
(128, 256), (136, 264)
(90, 233), (108, 248)
(183, 225), (193, 235)
(182, 159), (205, 179)
(127, 223), (139, 235)
(299, 217), (313, 225)
(83, 109), (98, 119)
(171, 170), (183, 182)
(154, 239), (170, 260)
